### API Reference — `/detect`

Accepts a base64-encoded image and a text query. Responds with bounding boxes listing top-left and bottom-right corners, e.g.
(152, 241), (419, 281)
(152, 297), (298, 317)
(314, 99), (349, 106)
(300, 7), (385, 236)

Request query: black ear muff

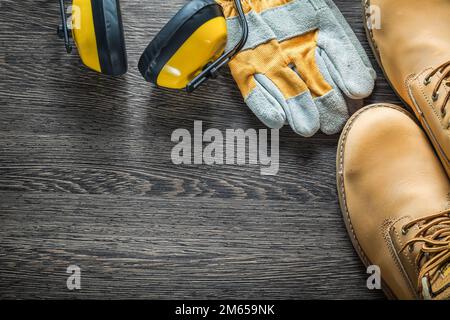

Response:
(91, 0), (127, 76)
(58, 0), (127, 76)
(138, 0), (226, 90)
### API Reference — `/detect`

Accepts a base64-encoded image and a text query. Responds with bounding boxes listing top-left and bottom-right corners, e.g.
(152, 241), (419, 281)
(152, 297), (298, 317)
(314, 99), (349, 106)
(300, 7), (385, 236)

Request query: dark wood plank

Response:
(0, 192), (384, 299)
(0, 0), (398, 299)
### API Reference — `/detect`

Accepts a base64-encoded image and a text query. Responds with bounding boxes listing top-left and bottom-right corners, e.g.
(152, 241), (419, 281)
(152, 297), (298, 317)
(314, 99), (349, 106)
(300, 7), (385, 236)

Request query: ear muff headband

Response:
(58, 0), (73, 53)
(186, 0), (248, 92)
(58, 0), (127, 76)
(138, 0), (249, 92)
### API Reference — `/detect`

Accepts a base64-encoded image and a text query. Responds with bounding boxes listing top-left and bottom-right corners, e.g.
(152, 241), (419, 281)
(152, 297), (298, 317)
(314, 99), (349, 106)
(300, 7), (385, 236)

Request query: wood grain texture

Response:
(0, 0), (401, 299)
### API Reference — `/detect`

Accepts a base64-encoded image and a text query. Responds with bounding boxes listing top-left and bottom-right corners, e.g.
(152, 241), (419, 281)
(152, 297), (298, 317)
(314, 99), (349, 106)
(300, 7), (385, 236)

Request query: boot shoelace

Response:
(400, 209), (450, 299)
(424, 60), (450, 127)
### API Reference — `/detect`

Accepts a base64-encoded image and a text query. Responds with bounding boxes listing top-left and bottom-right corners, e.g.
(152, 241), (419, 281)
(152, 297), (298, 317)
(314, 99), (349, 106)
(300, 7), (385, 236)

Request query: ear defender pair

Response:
(58, 0), (247, 92)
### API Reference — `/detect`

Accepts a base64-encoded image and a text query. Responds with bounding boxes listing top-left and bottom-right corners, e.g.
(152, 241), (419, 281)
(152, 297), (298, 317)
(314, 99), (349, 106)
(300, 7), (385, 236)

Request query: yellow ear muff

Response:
(72, 0), (102, 73)
(61, 0), (127, 76)
(157, 17), (227, 90)
(138, 0), (227, 90)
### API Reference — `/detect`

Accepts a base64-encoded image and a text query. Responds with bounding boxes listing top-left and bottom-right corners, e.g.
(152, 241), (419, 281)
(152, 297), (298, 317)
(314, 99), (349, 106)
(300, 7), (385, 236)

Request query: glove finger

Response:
(322, 0), (376, 75)
(256, 69), (320, 137)
(314, 50), (350, 135)
(280, 33), (349, 135)
(318, 27), (375, 99)
(245, 76), (287, 130)
(315, 7), (375, 99)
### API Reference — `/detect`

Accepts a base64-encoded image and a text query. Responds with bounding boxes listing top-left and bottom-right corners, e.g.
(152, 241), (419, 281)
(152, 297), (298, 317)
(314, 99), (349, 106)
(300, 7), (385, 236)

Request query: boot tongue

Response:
(423, 223), (450, 300)
(392, 212), (450, 299)
(416, 220), (450, 300)
(429, 263), (450, 300)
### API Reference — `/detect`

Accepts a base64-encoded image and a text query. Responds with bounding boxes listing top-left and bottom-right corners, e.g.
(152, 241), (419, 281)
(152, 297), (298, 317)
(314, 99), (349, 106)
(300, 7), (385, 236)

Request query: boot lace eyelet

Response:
(424, 77), (431, 86)
(432, 92), (439, 101)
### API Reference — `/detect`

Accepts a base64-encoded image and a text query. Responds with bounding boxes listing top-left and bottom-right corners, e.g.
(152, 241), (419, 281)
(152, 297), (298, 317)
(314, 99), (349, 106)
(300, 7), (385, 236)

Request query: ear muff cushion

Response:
(138, 0), (224, 84)
(92, 0), (128, 76)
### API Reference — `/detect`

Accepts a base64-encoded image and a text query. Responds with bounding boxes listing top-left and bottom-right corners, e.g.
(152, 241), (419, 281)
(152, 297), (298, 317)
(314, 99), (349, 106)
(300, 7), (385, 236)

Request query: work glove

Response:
(218, 0), (376, 136)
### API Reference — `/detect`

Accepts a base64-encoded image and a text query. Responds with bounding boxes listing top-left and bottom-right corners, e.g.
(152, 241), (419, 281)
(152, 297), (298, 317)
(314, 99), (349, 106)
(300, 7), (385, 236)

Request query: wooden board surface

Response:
(0, 0), (402, 299)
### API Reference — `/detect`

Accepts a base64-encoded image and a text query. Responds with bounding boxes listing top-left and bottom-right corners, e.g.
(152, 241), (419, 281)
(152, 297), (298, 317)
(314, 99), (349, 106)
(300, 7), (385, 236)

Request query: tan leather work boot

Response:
(363, 0), (450, 177)
(337, 104), (450, 300)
